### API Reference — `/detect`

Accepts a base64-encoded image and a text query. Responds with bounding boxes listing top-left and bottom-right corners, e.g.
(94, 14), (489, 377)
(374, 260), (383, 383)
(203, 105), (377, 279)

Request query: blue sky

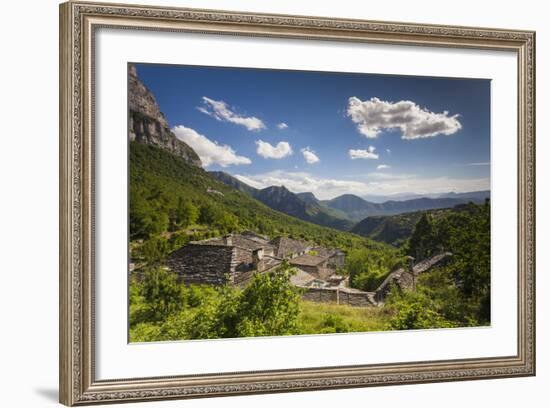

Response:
(133, 63), (490, 200)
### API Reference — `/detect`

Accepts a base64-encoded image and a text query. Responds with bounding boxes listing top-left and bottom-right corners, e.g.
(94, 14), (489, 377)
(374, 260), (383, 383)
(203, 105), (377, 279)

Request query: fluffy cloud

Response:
(234, 170), (489, 200)
(301, 147), (320, 164)
(172, 125), (251, 167)
(376, 164), (391, 170)
(255, 140), (293, 159)
(277, 122), (289, 130)
(197, 96), (266, 131)
(349, 146), (379, 160)
(346, 96), (462, 139)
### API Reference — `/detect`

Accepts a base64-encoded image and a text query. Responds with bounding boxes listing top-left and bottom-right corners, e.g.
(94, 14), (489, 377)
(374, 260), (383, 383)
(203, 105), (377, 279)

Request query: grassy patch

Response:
(298, 301), (394, 334)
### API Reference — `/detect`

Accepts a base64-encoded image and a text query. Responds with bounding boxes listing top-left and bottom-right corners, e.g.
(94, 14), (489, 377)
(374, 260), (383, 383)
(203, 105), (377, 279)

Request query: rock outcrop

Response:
(128, 64), (202, 167)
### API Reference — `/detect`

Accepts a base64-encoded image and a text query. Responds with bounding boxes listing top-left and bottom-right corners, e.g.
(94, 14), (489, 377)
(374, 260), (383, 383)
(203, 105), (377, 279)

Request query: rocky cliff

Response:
(128, 64), (201, 167)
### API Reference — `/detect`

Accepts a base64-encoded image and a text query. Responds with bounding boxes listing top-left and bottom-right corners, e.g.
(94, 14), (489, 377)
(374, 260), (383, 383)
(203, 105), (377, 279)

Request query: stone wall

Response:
(299, 286), (376, 307)
(328, 253), (345, 268)
(232, 247), (255, 285)
(166, 244), (234, 285)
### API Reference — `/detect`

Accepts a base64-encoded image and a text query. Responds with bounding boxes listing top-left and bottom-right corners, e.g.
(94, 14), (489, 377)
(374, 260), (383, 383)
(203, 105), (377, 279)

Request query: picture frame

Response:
(59, 1), (536, 405)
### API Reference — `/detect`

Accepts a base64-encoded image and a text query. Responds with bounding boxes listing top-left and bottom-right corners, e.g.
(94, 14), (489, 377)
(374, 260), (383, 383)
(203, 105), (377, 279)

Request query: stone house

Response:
(311, 246), (346, 269)
(166, 233), (336, 287)
(289, 254), (332, 280)
(269, 236), (310, 259)
(166, 233), (281, 286)
(374, 252), (452, 303)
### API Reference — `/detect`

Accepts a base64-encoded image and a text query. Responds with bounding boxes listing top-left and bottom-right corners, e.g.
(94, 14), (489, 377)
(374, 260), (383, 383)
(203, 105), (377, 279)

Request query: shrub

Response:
(141, 236), (170, 263)
(141, 267), (183, 320)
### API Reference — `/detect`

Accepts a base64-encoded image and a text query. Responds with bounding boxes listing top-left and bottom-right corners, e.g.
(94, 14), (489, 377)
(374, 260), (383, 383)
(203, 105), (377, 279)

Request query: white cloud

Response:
(301, 147), (320, 164)
(376, 164), (391, 170)
(466, 162), (490, 166)
(255, 140), (293, 159)
(349, 146), (379, 160)
(366, 172), (414, 181)
(235, 171), (366, 200)
(172, 125), (251, 168)
(346, 96), (462, 139)
(198, 96), (266, 131)
(277, 122), (289, 130)
(386, 149), (391, 154)
(234, 170), (489, 200)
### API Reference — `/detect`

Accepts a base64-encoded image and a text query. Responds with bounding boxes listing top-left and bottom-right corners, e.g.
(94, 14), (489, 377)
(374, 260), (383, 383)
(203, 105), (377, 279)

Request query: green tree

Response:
(141, 236), (170, 264)
(235, 263), (301, 337)
(214, 212), (238, 233)
(386, 287), (456, 330)
(182, 263), (302, 339)
(130, 189), (168, 239)
(176, 198), (199, 228)
(346, 248), (402, 291)
(437, 201), (491, 322)
(141, 267), (183, 320)
(198, 203), (219, 225)
(406, 213), (436, 260)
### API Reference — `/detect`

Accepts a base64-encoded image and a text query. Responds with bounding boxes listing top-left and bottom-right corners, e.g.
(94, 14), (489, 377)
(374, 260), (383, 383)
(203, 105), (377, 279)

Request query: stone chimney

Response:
(223, 234), (233, 246)
(252, 248), (264, 271)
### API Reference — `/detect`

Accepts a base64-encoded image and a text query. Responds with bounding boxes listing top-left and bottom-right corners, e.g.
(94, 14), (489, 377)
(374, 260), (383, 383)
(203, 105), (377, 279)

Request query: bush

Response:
(319, 314), (351, 333)
(183, 263), (302, 339)
(233, 263), (301, 337)
(141, 267), (184, 320)
(129, 263), (302, 341)
(141, 236), (170, 263)
(346, 248), (402, 291)
(386, 288), (456, 330)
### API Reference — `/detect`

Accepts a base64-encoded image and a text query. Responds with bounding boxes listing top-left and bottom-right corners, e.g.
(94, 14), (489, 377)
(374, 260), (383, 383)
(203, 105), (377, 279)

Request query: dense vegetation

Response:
(386, 201), (491, 329)
(130, 263), (393, 341)
(351, 206), (472, 247)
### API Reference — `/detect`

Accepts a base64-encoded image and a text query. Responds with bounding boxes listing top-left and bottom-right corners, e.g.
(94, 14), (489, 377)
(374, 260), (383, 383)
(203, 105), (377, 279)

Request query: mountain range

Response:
(361, 190), (490, 203)
(210, 171), (490, 231)
(322, 193), (489, 221)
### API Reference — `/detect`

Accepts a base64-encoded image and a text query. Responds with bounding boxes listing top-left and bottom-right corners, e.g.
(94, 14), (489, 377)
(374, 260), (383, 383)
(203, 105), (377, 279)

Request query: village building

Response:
(373, 252), (452, 303)
(269, 236), (310, 259)
(166, 232), (339, 287)
(166, 233), (280, 286)
(165, 231), (451, 307)
(289, 254), (332, 280)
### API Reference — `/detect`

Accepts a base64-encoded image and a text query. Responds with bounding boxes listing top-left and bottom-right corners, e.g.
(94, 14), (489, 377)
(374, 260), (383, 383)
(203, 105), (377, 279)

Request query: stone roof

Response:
(193, 237), (225, 245)
(289, 254), (327, 267)
(412, 252), (452, 274)
(290, 268), (317, 286)
(240, 230), (270, 243)
(193, 234), (275, 253)
(270, 236), (310, 258)
(258, 255), (283, 273)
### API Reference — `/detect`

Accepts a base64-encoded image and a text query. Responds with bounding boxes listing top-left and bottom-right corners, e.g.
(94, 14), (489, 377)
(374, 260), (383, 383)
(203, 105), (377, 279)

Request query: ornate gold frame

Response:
(59, 1), (536, 405)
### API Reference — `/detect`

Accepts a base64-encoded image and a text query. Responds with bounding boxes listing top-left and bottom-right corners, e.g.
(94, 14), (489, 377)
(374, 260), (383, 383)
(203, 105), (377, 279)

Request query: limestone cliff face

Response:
(128, 64), (202, 167)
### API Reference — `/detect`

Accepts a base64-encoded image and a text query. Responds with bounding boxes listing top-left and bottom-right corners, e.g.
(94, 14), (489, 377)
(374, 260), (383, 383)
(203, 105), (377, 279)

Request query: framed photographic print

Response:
(59, 1), (536, 405)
